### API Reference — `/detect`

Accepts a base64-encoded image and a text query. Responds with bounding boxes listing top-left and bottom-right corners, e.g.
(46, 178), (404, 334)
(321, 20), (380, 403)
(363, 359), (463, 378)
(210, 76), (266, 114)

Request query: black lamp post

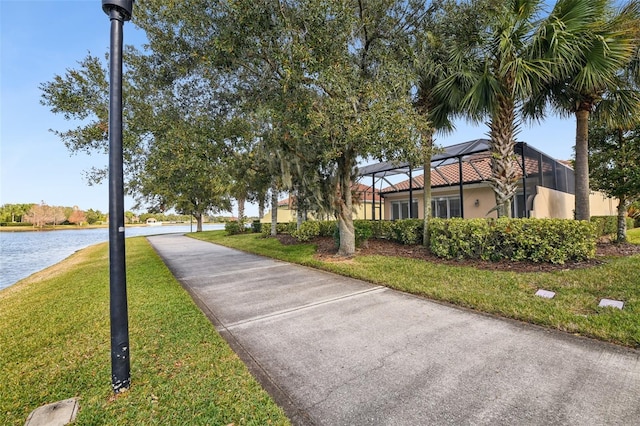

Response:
(102, 0), (133, 393)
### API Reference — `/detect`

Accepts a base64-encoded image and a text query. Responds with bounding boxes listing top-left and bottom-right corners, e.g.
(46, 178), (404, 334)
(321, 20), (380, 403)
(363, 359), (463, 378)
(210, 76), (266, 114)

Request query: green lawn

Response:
(628, 227), (640, 244)
(0, 238), (289, 426)
(191, 231), (640, 348)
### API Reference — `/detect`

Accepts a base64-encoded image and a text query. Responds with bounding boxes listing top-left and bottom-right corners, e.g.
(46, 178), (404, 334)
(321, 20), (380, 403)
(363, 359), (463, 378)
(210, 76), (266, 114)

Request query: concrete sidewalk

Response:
(147, 234), (640, 426)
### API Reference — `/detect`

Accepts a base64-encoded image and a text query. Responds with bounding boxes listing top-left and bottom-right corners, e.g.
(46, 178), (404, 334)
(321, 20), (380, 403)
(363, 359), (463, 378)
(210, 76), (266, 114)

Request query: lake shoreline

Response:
(0, 222), (226, 232)
(0, 223), (225, 290)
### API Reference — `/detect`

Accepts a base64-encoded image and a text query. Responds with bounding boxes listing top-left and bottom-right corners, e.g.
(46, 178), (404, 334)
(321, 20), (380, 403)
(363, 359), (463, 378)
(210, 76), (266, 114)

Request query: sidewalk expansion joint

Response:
(178, 262), (290, 282)
(225, 286), (386, 330)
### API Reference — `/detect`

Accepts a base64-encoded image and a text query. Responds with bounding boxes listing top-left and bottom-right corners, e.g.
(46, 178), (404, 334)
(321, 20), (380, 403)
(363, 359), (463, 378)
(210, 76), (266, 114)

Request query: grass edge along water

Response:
(0, 237), (290, 426)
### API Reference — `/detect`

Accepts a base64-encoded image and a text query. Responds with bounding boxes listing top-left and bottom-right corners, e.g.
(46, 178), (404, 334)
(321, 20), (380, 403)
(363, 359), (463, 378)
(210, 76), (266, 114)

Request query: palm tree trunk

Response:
(574, 109), (590, 221)
(237, 196), (246, 223)
(489, 95), (518, 218)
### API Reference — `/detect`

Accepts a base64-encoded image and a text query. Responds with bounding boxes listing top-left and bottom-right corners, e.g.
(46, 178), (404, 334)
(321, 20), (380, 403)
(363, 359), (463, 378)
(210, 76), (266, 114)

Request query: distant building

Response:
(260, 183), (383, 223)
(146, 218), (162, 226)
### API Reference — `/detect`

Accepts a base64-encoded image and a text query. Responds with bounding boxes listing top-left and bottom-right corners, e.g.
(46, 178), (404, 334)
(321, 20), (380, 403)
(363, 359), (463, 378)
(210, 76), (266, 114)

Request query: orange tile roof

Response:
(278, 183), (381, 207)
(352, 183), (382, 203)
(381, 152), (557, 193)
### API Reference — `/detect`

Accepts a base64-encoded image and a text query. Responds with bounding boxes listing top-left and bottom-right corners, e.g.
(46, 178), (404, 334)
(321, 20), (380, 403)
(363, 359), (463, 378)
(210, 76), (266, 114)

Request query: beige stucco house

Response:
(359, 139), (616, 220)
(260, 183), (383, 223)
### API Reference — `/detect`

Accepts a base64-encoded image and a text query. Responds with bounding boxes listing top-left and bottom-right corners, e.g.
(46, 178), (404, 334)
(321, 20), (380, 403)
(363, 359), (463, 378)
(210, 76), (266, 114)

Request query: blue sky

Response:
(1, 0), (578, 216)
(0, 0), (146, 213)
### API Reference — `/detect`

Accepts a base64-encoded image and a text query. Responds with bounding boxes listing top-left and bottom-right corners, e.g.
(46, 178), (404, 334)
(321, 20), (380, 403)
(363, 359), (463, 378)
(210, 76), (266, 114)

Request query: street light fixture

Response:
(102, 0), (133, 394)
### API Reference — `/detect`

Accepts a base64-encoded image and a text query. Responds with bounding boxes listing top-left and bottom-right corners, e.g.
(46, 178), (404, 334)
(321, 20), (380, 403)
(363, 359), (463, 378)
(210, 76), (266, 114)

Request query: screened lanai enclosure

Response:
(357, 139), (576, 220)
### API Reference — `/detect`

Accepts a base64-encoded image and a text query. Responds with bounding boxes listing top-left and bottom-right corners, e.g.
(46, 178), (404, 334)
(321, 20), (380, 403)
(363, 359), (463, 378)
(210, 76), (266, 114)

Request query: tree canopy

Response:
(40, 0), (640, 250)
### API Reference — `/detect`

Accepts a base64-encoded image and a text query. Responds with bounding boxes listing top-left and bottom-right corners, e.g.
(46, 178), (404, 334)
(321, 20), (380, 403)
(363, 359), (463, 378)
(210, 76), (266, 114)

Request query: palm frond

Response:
(593, 88), (640, 129)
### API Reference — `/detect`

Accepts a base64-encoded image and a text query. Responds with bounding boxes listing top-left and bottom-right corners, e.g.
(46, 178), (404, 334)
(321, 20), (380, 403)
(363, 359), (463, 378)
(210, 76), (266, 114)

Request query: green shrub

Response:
(332, 225), (340, 248)
(259, 222), (298, 237)
(429, 218), (596, 264)
(332, 220), (372, 249)
(292, 221), (321, 242)
(591, 216), (617, 236)
(276, 222), (297, 234)
(354, 220), (373, 246)
(371, 220), (394, 239)
(251, 220), (262, 233)
(318, 221), (337, 237)
(591, 216), (635, 237)
(260, 223), (272, 237)
(429, 218), (492, 260)
(391, 219), (423, 245)
(224, 221), (244, 235)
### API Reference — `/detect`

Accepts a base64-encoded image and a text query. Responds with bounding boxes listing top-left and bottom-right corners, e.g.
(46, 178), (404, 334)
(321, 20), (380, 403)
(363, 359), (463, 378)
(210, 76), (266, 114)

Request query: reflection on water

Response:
(0, 224), (224, 290)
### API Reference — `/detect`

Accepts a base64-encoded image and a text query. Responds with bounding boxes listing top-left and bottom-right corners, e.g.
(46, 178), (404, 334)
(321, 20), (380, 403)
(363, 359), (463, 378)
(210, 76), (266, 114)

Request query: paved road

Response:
(147, 234), (640, 426)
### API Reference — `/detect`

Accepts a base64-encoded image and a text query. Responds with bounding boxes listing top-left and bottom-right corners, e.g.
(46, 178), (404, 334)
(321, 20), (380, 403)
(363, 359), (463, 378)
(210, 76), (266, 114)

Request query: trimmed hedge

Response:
(280, 222), (297, 234)
(260, 223), (271, 237)
(591, 216), (635, 237)
(390, 219), (423, 245)
(429, 218), (490, 260)
(264, 218), (596, 264)
(224, 221), (245, 235)
(332, 220), (372, 248)
(318, 221), (337, 237)
(292, 221), (320, 242)
(260, 221), (308, 238)
(429, 218), (596, 264)
(354, 220), (373, 246)
(370, 220), (394, 240)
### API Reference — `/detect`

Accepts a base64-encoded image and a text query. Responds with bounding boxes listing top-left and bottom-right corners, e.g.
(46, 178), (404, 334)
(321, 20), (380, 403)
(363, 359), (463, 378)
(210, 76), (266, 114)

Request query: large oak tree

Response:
(134, 0), (426, 256)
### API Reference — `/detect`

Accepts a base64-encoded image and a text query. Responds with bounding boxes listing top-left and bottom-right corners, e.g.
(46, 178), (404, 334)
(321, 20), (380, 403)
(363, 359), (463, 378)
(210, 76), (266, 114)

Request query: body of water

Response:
(0, 224), (224, 290)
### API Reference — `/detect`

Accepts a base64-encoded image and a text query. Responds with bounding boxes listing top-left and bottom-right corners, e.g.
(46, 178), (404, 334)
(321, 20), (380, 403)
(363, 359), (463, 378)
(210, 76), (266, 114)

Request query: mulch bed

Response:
(274, 234), (640, 273)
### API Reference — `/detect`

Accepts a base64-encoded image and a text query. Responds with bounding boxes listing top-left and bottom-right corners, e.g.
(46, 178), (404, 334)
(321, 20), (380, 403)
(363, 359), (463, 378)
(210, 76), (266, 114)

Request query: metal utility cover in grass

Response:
(535, 289), (556, 299)
(24, 397), (79, 426)
(598, 299), (624, 310)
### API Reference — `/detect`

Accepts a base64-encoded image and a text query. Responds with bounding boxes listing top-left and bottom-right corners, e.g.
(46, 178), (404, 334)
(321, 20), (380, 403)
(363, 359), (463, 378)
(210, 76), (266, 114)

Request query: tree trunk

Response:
(336, 153), (355, 257)
(616, 196), (628, 243)
(297, 208), (303, 229)
(422, 133), (433, 247)
(195, 212), (203, 232)
(574, 109), (591, 221)
(237, 196), (246, 223)
(271, 182), (278, 236)
(295, 187), (303, 229)
(488, 95), (518, 218)
(258, 198), (265, 220)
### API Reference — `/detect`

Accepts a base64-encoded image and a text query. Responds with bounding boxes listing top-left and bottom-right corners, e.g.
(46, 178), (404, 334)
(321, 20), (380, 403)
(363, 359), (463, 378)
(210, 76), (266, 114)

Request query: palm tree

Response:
(589, 43), (640, 241)
(411, 0), (488, 243)
(412, 14), (452, 245)
(527, 0), (640, 221)
(435, 0), (550, 217)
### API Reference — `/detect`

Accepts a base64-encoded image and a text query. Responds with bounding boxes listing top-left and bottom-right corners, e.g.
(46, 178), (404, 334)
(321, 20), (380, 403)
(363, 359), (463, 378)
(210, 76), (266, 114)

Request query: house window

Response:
(431, 196), (461, 219)
(391, 200), (418, 220)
